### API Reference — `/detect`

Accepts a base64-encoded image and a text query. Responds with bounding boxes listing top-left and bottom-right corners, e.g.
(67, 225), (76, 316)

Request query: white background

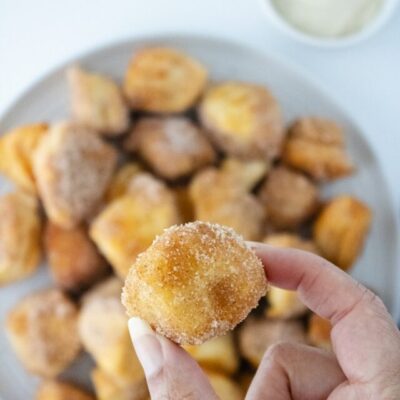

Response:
(0, 0), (399, 207)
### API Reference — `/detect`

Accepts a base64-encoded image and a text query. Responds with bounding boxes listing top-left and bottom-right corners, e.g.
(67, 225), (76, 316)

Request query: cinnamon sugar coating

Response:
(190, 167), (265, 241)
(122, 222), (267, 345)
(124, 116), (216, 180)
(90, 173), (181, 278)
(6, 289), (80, 377)
(283, 117), (353, 180)
(33, 122), (117, 228)
(258, 166), (319, 229)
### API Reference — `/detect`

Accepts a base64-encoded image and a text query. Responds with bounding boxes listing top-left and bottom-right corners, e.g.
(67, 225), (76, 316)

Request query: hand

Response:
(128, 244), (400, 400)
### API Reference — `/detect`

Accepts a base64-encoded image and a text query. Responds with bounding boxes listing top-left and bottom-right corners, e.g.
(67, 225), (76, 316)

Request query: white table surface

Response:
(0, 0), (399, 198)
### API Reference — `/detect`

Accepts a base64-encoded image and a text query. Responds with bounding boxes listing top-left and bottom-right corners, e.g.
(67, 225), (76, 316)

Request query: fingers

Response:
(246, 342), (346, 400)
(128, 317), (218, 400)
(251, 244), (400, 383)
(250, 243), (378, 324)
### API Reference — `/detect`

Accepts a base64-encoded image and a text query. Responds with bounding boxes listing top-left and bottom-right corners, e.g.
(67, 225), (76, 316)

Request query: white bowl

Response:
(259, 0), (399, 47)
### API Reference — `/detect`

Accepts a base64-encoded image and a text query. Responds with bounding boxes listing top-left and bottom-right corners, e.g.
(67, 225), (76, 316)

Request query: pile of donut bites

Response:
(0, 47), (372, 400)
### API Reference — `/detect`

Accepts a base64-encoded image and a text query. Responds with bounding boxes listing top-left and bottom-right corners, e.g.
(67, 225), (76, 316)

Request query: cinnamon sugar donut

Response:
(124, 116), (216, 180)
(122, 222), (267, 345)
(6, 289), (80, 377)
(124, 47), (207, 113)
(33, 121), (117, 229)
(68, 66), (129, 136)
(199, 82), (283, 160)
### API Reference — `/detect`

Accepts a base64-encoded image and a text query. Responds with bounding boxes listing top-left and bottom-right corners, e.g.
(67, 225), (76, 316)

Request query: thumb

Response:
(128, 317), (218, 400)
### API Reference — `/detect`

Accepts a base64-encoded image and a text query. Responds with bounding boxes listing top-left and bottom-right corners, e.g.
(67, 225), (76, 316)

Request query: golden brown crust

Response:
(238, 317), (307, 367)
(0, 191), (42, 285)
(6, 289), (80, 377)
(205, 370), (243, 400)
(44, 222), (108, 292)
(220, 157), (269, 191)
(90, 173), (181, 278)
(308, 314), (332, 350)
(81, 274), (123, 304)
(124, 117), (216, 180)
(36, 380), (94, 400)
(283, 118), (353, 180)
(91, 368), (149, 400)
(0, 123), (48, 192)
(122, 222), (268, 345)
(263, 233), (317, 319)
(183, 333), (239, 375)
(190, 167), (265, 241)
(68, 66), (129, 136)
(123, 47), (207, 113)
(199, 82), (283, 160)
(105, 163), (143, 203)
(266, 287), (308, 319)
(33, 121), (118, 228)
(258, 166), (319, 229)
(79, 278), (145, 385)
(313, 195), (372, 270)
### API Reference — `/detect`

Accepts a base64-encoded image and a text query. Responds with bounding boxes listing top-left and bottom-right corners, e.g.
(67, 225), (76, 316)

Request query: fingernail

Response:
(128, 317), (163, 377)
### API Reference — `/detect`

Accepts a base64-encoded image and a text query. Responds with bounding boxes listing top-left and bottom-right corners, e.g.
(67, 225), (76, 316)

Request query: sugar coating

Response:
(125, 117), (216, 180)
(6, 289), (80, 377)
(283, 117), (353, 181)
(34, 121), (117, 228)
(189, 167), (265, 241)
(122, 221), (267, 345)
(163, 117), (202, 154)
(90, 172), (182, 279)
(52, 124), (116, 216)
(258, 166), (319, 229)
(127, 173), (170, 204)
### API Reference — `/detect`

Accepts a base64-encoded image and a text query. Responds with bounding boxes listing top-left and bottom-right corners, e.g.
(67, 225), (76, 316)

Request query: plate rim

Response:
(1, 32), (399, 322)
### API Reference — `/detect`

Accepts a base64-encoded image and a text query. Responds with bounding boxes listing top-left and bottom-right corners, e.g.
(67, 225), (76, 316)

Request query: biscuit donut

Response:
(122, 222), (267, 345)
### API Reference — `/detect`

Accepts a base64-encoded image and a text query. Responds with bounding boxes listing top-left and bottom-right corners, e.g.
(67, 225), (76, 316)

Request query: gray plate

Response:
(0, 34), (398, 399)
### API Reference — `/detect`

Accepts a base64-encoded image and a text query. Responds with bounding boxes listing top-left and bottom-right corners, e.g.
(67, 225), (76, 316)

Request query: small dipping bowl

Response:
(259, 0), (399, 47)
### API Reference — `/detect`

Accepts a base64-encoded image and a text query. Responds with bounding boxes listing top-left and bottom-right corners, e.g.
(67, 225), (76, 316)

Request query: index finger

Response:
(251, 243), (400, 383)
(250, 243), (372, 324)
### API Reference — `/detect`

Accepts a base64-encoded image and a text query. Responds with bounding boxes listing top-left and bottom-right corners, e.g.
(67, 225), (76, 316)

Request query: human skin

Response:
(128, 244), (400, 400)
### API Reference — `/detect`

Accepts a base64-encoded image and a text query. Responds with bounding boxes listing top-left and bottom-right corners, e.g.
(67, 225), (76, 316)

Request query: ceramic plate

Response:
(0, 34), (398, 400)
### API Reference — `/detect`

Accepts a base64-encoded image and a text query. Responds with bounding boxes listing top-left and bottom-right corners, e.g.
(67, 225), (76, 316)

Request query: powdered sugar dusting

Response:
(127, 172), (168, 204)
